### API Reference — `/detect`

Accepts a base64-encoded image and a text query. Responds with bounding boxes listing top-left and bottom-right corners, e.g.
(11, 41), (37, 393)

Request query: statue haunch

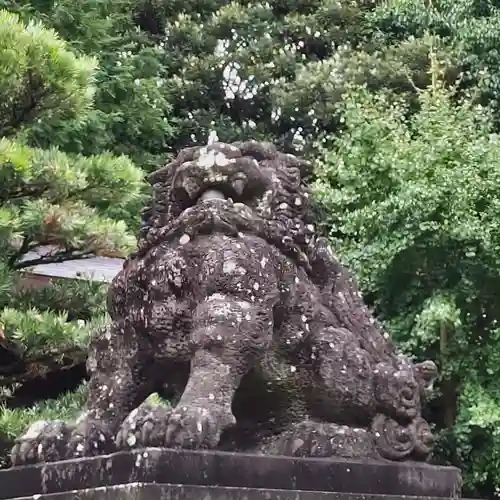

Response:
(11, 141), (437, 466)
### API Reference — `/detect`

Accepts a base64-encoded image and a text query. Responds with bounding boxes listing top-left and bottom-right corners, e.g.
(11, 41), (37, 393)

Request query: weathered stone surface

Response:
(0, 448), (461, 500)
(10, 484), (473, 500)
(11, 141), (438, 466)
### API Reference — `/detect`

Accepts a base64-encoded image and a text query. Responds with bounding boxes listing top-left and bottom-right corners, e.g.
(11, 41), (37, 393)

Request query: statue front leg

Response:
(11, 322), (154, 465)
(116, 294), (273, 451)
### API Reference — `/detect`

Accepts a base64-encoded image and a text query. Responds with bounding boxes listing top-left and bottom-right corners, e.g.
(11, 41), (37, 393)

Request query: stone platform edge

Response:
(12, 483), (476, 500)
(0, 448), (462, 500)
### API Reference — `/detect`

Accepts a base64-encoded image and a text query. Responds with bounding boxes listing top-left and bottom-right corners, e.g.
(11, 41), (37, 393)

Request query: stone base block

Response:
(0, 448), (462, 500)
(10, 484), (478, 500)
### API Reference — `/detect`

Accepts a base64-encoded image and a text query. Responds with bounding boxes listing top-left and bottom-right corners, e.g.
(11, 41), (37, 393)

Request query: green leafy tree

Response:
(370, 0), (500, 131)
(313, 70), (500, 497)
(0, 9), (147, 466)
(0, 0), (423, 163)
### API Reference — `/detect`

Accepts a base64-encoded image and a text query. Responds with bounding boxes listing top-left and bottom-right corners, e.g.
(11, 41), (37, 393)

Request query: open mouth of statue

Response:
(174, 177), (259, 213)
(193, 178), (248, 204)
(197, 188), (227, 203)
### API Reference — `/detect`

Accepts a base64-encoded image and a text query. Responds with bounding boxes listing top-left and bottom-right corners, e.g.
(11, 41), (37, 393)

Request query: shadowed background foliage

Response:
(1, 1), (500, 497)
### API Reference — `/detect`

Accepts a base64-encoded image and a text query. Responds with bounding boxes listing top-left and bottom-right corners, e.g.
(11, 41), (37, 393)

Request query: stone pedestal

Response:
(0, 448), (463, 500)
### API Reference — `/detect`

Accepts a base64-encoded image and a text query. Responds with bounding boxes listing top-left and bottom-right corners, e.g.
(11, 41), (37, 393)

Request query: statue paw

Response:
(116, 405), (170, 449)
(67, 419), (116, 459)
(116, 403), (235, 450)
(164, 404), (236, 449)
(11, 420), (74, 466)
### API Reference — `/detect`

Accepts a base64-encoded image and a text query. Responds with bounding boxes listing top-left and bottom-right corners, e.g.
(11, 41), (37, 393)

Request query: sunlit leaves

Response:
(0, 6), (145, 435)
(314, 80), (500, 496)
(0, 9), (97, 137)
(0, 307), (104, 355)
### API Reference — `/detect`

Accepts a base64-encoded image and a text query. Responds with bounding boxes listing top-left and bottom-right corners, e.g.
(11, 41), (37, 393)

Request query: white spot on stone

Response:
(214, 152), (230, 166)
(127, 434), (137, 447)
(223, 261), (237, 273)
(23, 421), (48, 440)
(253, 282), (260, 290)
(197, 149), (217, 168)
(124, 411), (136, 427)
(179, 234), (190, 245)
(290, 366), (297, 373)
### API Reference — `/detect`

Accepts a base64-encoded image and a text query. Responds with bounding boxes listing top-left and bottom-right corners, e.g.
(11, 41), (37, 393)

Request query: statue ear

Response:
(283, 153), (314, 181)
(232, 140), (278, 162)
(298, 159), (314, 180)
(147, 146), (200, 185)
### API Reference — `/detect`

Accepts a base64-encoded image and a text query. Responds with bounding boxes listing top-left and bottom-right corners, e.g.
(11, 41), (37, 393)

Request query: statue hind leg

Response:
(262, 325), (434, 461)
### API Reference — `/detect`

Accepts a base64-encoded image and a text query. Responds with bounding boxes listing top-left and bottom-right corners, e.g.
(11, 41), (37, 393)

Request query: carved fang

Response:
(231, 178), (246, 196)
(199, 189), (226, 201)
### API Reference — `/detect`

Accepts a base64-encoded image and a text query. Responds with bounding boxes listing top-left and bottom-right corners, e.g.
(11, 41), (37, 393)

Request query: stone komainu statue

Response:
(11, 141), (437, 466)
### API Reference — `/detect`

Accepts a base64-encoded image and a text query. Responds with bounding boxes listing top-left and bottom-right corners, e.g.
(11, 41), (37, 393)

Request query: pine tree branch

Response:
(13, 250), (94, 270)
(1, 184), (49, 203)
(0, 72), (49, 137)
(0, 346), (87, 384)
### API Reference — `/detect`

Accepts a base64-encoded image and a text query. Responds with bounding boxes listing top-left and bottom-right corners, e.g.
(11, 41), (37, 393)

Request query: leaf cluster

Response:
(314, 80), (500, 496)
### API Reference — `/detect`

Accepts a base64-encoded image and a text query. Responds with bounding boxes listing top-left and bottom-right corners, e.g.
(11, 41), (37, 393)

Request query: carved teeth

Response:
(199, 189), (226, 201)
(231, 178), (246, 196)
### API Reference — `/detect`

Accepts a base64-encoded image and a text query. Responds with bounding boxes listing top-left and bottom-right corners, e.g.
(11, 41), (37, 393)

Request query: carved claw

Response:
(11, 420), (74, 466)
(116, 405), (169, 449)
(116, 404), (235, 451)
(66, 419), (116, 459)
